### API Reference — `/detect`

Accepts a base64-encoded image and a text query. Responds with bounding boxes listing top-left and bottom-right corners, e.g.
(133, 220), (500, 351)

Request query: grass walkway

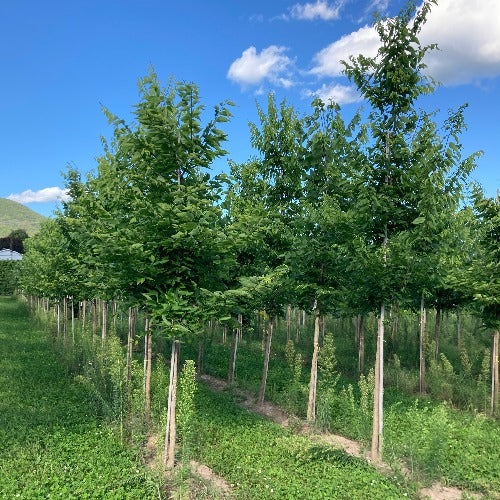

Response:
(0, 297), (161, 499)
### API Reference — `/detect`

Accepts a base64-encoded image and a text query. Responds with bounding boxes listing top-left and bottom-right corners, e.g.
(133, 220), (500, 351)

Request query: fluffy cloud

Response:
(310, 0), (500, 85)
(7, 187), (70, 204)
(290, 1), (343, 21)
(420, 0), (500, 85)
(227, 46), (294, 88)
(306, 83), (362, 105)
(310, 25), (379, 77)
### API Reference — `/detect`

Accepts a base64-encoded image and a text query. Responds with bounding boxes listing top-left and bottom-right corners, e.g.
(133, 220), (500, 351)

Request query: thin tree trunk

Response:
(126, 307), (135, 389)
(286, 304), (291, 343)
(92, 300), (97, 337)
(63, 296), (68, 345)
(56, 301), (61, 338)
(295, 308), (301, 343)
(491, 330), (499, 416)
(82, 300), (87, 332)
(238, 313), (243, 341)
(419, 293), (427, 395)
(222, 325), (227, 345)
(371, 303), (385, 462)
(434, 306), (441, 362)
(71, 298), (75, 344)
(112, 300), (117, 329)
(358, 315), (365, 373)
(164, 339), (180, 468)
(101, 301), (108, 344)
(144, 317), (152, 424)
(457, 309), (462, 349)
(227, 327), (239, 384)
(307, 306), (321, 421)
(258, 316), (273, 405)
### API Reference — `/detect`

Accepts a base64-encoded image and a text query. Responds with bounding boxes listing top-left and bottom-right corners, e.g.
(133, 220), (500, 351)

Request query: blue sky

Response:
(1, 0), (499, 217)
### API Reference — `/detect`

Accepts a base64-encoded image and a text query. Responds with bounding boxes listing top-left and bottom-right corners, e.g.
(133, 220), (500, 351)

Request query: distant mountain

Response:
(0, 198), (47, 236)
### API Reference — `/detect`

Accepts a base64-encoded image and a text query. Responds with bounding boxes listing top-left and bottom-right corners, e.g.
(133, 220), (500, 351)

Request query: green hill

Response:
(0, 198), (47, 236)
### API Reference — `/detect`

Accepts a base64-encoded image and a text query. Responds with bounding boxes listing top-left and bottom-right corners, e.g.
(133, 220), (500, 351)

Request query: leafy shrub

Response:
(0, 261), (20, 294)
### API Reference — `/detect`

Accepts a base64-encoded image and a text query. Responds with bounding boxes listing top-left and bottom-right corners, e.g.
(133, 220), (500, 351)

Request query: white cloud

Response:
(7, 187), (70, 204)
(306, 83), (362, 105)
(310, 0), (500, 85)
(227, 46), (294, 88)
(290, 1), (343, 21)
(420, 0), (500, 85)
(310, 25), (380, 77)
(365, 0), (389, 15)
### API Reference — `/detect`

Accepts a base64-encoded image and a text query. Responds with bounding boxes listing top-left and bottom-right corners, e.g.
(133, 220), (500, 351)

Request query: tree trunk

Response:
(71, 298), (75, 344)
(258, 316), (273, 405)
(227, 327), (239, 384)
(457, 309), (462, 349)
(307, 306), (321, 421)
(295, 308), (301, 343)
(164, 339), (180, 468)
(101, 301), (108, 344)
(112, 300), (118, 329)
(371, 303), (385, 462)
(358, 315), (365, 374)
(491, 330), (499, 416)
(419, 293), (427, 395)
(286, 304), (291, 342)
(126, 307), (135, 389)
(144, 317), (152, 424)
(92, 300), (97, 337)
(82, 300), (87, 333)
(63, 296), (68, 345)
(56, 301), (61, 338)
(237, 313), (243, 342)
(434, 306), (441, 362)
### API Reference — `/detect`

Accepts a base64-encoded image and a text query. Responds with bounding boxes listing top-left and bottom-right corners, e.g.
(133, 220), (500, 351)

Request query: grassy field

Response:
(0, 297), (162, 498)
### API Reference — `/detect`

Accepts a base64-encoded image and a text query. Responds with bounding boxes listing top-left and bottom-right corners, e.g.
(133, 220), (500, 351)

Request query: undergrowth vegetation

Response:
(4, 291), (499, 497)
(0, 297), (162, 498)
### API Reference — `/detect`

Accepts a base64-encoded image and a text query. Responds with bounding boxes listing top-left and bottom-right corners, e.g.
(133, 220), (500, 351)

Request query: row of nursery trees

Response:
(20, 2), (498, 465)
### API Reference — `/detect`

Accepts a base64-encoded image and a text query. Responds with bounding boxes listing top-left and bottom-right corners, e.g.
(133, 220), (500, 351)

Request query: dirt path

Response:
(199, 374), (481, 500)
(189, 460), (232, 496)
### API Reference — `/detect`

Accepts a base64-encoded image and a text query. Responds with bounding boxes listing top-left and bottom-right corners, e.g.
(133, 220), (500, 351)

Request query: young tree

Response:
(468, 188), (500, 415)
(343, 0), (439, 461)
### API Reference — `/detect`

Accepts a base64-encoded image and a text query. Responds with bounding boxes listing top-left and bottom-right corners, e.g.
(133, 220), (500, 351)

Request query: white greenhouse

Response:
(0, 249), (23, 261)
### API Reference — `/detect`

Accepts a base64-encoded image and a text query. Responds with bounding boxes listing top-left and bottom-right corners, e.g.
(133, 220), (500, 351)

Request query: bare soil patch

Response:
(189, 460), (232, 496)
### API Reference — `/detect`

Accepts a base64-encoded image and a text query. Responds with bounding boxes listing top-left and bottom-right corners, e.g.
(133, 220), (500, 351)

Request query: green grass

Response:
(190, 384), (416, 499)
(0, 297), (162, 498)
(0, 198), (46, 237)
(182, 327), (500, 496)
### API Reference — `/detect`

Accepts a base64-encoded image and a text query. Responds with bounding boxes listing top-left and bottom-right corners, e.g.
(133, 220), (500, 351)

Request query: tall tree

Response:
(343, 0), (439, 462)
